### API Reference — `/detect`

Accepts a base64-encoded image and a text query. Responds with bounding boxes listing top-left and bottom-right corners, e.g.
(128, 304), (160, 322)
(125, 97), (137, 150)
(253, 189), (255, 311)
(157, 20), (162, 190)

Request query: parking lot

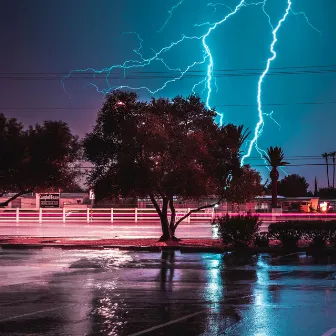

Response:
(0, 248), (336, 335)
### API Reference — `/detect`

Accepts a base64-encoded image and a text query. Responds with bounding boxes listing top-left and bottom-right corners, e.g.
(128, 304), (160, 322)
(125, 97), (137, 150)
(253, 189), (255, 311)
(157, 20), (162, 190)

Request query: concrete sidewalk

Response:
(2, 237), (336, 255)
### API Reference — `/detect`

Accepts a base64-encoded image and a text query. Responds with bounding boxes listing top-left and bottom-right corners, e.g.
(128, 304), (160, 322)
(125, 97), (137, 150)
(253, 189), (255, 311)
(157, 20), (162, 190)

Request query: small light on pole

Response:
(89, 189), (95, 205)
(89, 189), (95, 222)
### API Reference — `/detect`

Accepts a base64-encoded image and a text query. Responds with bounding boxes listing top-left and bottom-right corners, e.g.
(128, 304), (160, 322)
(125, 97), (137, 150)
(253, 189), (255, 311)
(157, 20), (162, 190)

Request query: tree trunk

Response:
(0, 189), (34, 207)
(271, 178), (277, 208)
(326, 159), (330, 188)
(159, 197), (171, 241)
(270, 167), (279, 209)
(169, 198), (179, 241)
(149, 194), (171, 241)
(333, 158), (335, 189)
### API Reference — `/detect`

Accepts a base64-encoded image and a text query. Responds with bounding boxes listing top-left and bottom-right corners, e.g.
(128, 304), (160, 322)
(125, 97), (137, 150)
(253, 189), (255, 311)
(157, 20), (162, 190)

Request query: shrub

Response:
(269, 222), (303, 248)
(323, 223), (336, 248)
(212, 214), (261, 248)
(269, 221), (336, 249)
(254, 232), (270, 247)
(302, 227), (330, 249)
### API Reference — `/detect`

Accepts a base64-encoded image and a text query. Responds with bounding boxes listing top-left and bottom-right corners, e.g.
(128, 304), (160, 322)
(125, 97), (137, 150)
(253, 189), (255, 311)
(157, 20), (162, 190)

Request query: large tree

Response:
(263, 146), (289, 208)
(275, 174), (309, 197)
(318, 187), (336, 199)
(84, 91), (245, 241)
(0, 114), (81, 206)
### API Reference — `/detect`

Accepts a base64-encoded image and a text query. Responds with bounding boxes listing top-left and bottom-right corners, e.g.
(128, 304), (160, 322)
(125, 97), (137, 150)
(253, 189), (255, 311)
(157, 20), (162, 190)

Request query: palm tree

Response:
(222, 124), (250, 176)
(263, 146), (289, 208)
(329, 151), (336, 189)
(314, 176), (318, 196)
(224, 124), (250, 155)
(322, 152), (330, 188)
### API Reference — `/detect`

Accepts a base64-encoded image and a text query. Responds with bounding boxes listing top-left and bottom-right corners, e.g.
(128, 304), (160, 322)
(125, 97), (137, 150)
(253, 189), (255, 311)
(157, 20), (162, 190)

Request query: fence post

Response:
(111, 208), (114, 223)
(87, 208), (90, 223)
(63, 208), (66, 223)
(135, 208), (137, 223)
(39, 208), (42, 224)
(16, 208), (19, 223)
(187, 208), (191, 223)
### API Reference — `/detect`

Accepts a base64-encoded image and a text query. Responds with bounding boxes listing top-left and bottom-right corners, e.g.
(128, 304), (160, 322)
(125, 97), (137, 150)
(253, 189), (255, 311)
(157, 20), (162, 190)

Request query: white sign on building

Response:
(39, 193), (60, 208)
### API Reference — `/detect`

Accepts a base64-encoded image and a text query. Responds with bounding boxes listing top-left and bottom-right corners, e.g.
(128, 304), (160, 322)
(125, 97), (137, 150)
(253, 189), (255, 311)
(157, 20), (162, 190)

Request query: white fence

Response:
(1, 208), (336, 224)
(0, 207), (215, 224)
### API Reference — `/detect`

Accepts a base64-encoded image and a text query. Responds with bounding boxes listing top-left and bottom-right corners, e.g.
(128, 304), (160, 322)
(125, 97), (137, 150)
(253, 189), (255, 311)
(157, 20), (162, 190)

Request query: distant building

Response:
(0, 193), (334, 213)
(0, 193), (88, 209)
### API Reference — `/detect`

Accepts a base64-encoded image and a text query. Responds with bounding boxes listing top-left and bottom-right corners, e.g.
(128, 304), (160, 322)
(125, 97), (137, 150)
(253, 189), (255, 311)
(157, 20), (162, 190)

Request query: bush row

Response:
(212, 215), (336, 249)
(269, 221), (336, 248)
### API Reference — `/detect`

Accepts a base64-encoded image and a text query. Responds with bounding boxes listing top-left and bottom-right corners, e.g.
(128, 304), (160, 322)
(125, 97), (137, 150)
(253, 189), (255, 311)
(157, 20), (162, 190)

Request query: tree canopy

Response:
(226, 165), (263, 204)
(263, 146), (289, 168)
(274, 174), (309, 197)
(318, 187), (336, 199)
(0, 114), (81, 206)
(84, 91), (246, 240)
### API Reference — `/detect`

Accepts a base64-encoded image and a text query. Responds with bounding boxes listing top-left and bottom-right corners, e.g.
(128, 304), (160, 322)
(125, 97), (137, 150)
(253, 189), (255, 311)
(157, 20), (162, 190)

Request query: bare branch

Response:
(0, 189), (35, 207)
(173, 196), (224, 230)
(149, 194), (162, 217)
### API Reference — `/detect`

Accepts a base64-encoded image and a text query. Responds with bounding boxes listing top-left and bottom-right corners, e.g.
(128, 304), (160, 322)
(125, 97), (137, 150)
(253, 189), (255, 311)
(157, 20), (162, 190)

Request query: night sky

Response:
(1, 0), (335, 189)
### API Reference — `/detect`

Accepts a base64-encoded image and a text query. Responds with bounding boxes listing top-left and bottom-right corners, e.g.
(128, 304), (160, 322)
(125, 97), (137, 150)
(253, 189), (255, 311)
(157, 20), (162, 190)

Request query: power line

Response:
(1, 70), (335, 80)
(1, 64), (336, 81)
(1, 101), (336, 111)
(1, 64), (336, 76)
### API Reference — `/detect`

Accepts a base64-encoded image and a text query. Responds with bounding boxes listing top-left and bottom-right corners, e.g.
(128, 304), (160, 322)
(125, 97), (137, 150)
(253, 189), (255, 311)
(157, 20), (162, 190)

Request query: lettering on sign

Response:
(39, 193), (60, 208)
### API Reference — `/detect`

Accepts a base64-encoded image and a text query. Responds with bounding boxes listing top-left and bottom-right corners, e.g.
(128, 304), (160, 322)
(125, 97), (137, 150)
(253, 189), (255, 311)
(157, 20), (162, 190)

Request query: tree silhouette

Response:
(225, 165), (263, 206)
(322, 152), (330, 188)
(263, 146), (289, 208)
(329, 151), (336, 189)
(276, 174), (309, 197)
(0, 114), (81, 206)
(84, 91), (245, 241)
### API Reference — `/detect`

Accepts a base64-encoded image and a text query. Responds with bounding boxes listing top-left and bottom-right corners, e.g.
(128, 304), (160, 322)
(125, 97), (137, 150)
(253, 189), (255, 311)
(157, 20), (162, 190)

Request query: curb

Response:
(2, 243), (336, 255)
(0, 243), (222, 252)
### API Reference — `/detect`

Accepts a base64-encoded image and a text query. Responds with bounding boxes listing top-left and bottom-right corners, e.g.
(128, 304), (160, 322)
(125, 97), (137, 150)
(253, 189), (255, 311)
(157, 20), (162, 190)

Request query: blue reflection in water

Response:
(253, 254), (272, 336)
(201, 253), (224, 335)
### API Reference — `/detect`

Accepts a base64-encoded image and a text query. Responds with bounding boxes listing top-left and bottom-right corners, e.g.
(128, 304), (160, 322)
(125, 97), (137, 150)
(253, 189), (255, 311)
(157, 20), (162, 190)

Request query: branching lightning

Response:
(62, 0), (262, 124)
(241, 0), (292, 167)
(291, 9), (321, 35)
(63, 0), (319, 173)
(158, 0), (184, 33)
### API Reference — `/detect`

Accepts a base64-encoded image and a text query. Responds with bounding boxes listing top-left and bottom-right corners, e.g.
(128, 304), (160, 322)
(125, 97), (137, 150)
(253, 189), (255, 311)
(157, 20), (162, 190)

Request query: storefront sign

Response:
(39, 193), (60, 208)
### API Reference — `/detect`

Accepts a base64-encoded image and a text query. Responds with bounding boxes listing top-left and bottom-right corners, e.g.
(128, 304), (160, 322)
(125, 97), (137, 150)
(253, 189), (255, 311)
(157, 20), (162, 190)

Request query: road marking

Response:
(128, 295), (256, 336)
(0, 304), (76, 323)
(322, 328), (336, 336)
(127, 309), (208, 336)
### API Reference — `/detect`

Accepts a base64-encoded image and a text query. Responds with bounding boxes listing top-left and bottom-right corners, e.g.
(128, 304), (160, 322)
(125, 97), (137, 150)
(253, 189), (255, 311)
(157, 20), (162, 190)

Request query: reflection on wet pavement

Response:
(0, 249), (336, 335)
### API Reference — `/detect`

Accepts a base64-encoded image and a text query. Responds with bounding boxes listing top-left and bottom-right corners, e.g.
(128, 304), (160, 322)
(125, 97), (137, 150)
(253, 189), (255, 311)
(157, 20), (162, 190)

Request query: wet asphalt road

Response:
(0, 249), (336, 336)
(0, 221), (270, 239)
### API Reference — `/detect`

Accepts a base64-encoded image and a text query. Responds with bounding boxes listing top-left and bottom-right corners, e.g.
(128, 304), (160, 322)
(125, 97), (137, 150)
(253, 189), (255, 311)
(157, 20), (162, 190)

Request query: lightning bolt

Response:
(291, 9), (321, 35)
(201, 0), (247, 125)
(207, 3), (233, 12)
(62, 0), (263, 124)
(63, 0), (318, 172)
(241, 0), (292, 167)
(158, 0), (184, 33)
